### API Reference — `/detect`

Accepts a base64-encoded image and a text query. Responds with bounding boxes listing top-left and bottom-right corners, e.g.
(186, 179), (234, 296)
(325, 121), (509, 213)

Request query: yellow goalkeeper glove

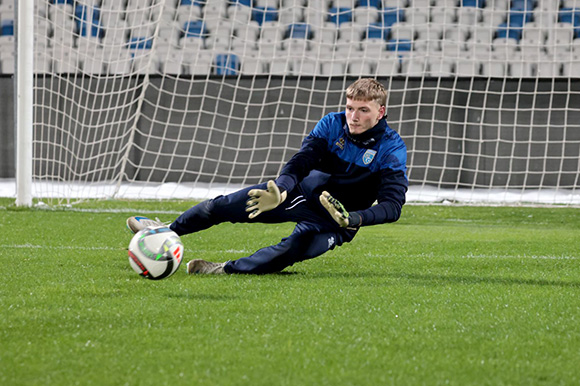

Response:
(319, 191), (362, 229)
(246, 180), (287, 219)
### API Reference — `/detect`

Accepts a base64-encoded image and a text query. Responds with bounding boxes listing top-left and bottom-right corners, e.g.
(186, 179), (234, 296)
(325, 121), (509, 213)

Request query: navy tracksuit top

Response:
(275, 111), (408, 227)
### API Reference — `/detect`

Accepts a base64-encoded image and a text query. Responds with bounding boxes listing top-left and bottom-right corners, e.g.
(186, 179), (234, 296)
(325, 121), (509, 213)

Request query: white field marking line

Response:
(462, 253), (577, 260)
(362, 252), (577, 260)
(5, 244), (123, 251)
(5, 244), (253, 255)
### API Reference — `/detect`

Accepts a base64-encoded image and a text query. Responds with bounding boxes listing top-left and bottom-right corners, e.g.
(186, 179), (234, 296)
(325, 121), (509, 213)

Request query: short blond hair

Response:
(345, 78), (387, 107)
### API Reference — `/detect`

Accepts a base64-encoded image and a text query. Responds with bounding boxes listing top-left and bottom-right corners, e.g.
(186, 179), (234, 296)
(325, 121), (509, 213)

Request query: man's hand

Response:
(319, 191), (362, 228)
(246, 180), (287, 219)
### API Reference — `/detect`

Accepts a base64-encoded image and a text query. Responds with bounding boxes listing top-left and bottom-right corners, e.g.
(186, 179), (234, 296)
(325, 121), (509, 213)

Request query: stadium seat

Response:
(328, 7), (353, 25)
(561, 57), (580, 76)
(260, 21), (285, 40)
(353, 7), (380, 27)
(184, 20), (208, 38)
(427, 56), (454, 76)
(547, 22), (575, 44)
(509, 60), (533, 76)
(348, 59), (375, 76)
(1, 19), (13, 36)
(358, 0), (382, 8)
(462, 0), (486, 7)
(536, 60), (562, 77)
(1, 55), (15, 74)
(507, 11), (533, 28)
(239, 52), (263, 74)
(431, 8), (456, 25)
(214, 53), (240, 75)
(455, 58), (481, 76)
(386, 38), (412, 52)
(492, 37), (519, 59)
(291, 57), (318, 75)
(496, 23), (523, 41)
(383, 0), (407, 8)
(253, 7), (278, 26)
(457, 7), (481, 26)
(228, 4), (253, 24)
(279, 6), (304, 25)
(405, 8), (429, 25)
(390, 23), (415, 41)
(408, 0), (432, 7)
(269, 57), (291, 74)
(480, 61), (506, 76)
(360, 38), (386, 57)
(401, 57), (427, 76)
(511, 0), (535, 11)
(286, 23), (313, 39)
(471, 23), (495, 44)
(283, 38), (309, 53)
(320, 59), (346, 75)
(381, 8), (405, 28)
(375, 55), (399, 75)
(337, 24), (364, 42)
(128, 37), (153, 50)
(366, 23), (389, 40)
(189, 54), (212, 75)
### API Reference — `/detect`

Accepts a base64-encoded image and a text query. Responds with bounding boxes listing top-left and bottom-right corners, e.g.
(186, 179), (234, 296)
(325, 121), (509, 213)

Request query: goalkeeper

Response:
(127, 78), (408, 274)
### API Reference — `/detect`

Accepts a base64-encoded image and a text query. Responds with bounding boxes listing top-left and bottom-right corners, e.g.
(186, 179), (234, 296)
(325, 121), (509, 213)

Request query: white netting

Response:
(4, 0), (580, 204)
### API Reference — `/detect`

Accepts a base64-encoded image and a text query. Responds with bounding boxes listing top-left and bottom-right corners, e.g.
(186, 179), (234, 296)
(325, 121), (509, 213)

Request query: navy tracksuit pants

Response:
(169, 182), (357, 274)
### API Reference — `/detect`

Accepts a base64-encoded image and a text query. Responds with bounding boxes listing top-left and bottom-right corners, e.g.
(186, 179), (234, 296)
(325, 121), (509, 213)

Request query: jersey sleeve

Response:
(275, 115), (336, 192)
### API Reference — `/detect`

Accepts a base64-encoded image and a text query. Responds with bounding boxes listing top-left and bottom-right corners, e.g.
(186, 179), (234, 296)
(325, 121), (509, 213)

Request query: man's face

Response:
(345, 98), (386, 135)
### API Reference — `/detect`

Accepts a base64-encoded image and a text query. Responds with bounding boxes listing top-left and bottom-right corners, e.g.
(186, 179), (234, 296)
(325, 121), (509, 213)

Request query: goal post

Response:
(13, 0), (580, 206)
(15, 0), (34, 207)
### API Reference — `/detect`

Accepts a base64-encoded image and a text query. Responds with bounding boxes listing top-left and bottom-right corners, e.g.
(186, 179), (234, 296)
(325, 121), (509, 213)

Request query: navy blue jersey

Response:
(276, 111), (408, 226)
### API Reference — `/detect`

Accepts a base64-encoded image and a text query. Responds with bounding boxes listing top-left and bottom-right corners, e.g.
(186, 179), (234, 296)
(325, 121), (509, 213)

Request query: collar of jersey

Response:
(344, 118), (387, 149)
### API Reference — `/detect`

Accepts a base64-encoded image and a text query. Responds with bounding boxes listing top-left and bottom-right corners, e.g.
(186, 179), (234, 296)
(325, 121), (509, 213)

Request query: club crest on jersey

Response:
(362, 149), (377, 165)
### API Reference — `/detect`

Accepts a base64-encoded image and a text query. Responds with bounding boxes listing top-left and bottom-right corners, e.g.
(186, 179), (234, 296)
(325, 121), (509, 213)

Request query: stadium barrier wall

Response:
(1, 75), (579, 188)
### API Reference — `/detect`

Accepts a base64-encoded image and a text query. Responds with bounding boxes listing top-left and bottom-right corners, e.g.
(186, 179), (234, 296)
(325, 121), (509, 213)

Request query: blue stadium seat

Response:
(511, 0), (535, 11)
(507, 11), (532, 27)
(128, 37), (153, 50)
(462, 0), (486, 7)
(53, 0), (74, 4)
(215, 54), (240, 75)
(496, 23), (522, 41)
(75, 5), (103, 38)
(357, 0), (381, 8)
(286, 23), (312, 39)
(386, 38), (412, 51)
(366, 23), (389, 40)
(253, 7), (278, 26)
(183, 20), (208, 38)
(1, 20), (14, 36)
(328, 7), (353, 25)
(233, 0), (253, 6)
(381, 7), (404, 27)
(559, 8), (580, 25)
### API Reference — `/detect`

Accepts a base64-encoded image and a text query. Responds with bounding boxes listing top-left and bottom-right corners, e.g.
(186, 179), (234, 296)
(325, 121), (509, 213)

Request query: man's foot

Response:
(186, 259), (226, 274)
(126, 216), (164, 234)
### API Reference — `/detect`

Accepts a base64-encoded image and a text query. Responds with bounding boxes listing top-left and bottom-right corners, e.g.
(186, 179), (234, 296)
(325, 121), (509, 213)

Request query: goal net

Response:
(15, 0), (580, 205)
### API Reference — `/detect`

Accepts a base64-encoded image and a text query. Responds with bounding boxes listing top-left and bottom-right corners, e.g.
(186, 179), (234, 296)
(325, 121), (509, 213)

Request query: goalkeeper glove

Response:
(246, 180), (287, 219)
(319, 191), (362, 229)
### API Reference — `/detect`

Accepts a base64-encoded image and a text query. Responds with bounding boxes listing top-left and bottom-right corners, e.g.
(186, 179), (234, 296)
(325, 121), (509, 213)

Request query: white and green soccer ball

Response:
(128, 226), (184, 280)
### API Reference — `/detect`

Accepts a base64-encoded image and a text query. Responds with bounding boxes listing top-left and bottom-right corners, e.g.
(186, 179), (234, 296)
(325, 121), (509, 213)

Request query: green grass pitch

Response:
(1, 197), (579, 385)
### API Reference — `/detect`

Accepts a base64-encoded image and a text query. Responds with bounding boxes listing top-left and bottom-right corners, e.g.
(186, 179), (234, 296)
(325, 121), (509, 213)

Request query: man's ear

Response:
(379, 105), (386, 119)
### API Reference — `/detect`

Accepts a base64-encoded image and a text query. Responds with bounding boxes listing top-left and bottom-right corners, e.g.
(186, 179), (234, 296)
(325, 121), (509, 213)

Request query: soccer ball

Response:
(128, 226), (184, 280)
